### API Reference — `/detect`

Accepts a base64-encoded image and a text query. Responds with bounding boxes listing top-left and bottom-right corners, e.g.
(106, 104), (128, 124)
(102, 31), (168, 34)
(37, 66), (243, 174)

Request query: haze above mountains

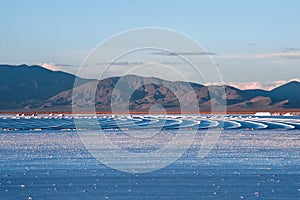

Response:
(0, 64), (300, 113)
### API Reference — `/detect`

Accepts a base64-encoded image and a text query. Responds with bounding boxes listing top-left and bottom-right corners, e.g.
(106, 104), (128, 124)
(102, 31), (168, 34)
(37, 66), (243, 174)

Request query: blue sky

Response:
(1, 0), (300, 89)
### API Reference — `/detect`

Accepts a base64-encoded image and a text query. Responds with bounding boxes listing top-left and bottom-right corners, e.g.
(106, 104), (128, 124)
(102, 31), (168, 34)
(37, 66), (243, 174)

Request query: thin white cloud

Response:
(37, 63), (79, 75)
(254, 51), (300, 59)
(216, 49), (300, 60)
(206, 78), (300, 91)
(95, 61), (144, 66)
(38, 63), (60, 71)
(151, 51), (217, 56)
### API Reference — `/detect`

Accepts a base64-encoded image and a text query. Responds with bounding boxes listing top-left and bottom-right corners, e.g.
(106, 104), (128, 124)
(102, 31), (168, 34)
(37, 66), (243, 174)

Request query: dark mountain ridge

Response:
(0, 64), (90, 109)
(0, 64), (299, 113)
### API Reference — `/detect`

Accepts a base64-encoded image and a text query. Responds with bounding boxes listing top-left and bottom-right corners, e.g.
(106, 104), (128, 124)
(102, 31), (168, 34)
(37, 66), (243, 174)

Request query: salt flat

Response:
(0, 115), (299, 199)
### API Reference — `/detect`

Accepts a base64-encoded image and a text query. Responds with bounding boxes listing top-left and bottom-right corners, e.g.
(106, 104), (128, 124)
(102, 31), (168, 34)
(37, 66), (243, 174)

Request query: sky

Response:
(1, 0), (300, 90)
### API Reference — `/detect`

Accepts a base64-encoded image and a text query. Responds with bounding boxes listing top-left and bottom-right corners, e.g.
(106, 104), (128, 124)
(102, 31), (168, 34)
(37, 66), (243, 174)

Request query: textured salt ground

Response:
(0, 129), (299, 199)
(1, 115), (300, 131)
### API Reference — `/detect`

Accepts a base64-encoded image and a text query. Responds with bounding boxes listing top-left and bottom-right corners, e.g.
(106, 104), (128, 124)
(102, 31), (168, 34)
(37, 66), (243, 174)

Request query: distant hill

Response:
(0, 64), (299, 113)
(0, 65), (90, 110)
(269, 81), (300, 108)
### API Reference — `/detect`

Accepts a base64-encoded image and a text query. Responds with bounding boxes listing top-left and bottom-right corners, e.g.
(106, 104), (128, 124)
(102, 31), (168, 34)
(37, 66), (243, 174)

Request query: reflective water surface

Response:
(0, 115), (299, 199)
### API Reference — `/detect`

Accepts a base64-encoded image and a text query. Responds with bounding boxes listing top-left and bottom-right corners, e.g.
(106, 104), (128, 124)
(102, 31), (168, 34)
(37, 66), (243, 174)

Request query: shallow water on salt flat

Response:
(0, 116), (299, 199)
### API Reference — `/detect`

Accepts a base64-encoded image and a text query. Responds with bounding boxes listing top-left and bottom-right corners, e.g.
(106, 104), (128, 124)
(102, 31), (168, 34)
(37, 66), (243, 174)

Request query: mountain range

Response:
(1, 64), (300, 113)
